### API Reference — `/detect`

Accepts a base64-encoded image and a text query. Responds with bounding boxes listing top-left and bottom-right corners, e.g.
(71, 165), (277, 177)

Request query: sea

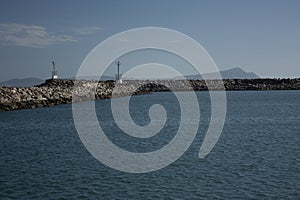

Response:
(1, 91), (299, 199)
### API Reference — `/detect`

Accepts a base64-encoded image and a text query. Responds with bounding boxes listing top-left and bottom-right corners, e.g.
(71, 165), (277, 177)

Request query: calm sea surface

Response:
(1, 91), (299, 199)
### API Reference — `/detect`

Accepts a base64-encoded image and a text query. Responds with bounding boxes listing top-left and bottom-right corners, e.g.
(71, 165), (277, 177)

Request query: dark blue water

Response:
(1, 91), (299, 199)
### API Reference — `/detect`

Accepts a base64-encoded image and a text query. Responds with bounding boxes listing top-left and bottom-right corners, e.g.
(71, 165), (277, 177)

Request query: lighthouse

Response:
(115, 60), (122, 84)
(51, 61), (58, 80)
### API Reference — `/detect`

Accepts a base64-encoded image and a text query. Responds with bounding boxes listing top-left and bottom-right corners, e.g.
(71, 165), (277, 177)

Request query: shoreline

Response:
(1, 78), (300, 112)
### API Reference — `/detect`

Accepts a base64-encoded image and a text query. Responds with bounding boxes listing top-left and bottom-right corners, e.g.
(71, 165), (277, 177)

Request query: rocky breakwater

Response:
(1, 78), (300, 112)
(122, 78), (300, 91)
(0, 79), (148, 112)
(222, 78), (300, 90)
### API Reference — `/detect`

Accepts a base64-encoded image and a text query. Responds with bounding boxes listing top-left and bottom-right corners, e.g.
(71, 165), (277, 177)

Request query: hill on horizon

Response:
(0, 67), (259, 87)
(185, 67), (259, 80)
(0, 77), (44, 87)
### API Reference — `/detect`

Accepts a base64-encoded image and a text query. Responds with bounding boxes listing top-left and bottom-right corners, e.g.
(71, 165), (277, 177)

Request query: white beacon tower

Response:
(52, 61), (58, 80)
(115, 60), (122, 84)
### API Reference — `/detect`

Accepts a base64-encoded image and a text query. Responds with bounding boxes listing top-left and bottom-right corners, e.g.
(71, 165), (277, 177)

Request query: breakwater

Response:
(1, 78), (300, 111)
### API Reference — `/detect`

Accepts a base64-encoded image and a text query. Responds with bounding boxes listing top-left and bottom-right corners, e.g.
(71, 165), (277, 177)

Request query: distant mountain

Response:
(70, 75), (115, 81)
(0, 68), (259, 87)
(185, 67), (259, 80)
(0, 78), (44, 87)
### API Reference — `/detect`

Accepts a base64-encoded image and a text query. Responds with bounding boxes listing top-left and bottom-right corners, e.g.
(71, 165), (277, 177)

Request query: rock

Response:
(0, 78), (300, 111)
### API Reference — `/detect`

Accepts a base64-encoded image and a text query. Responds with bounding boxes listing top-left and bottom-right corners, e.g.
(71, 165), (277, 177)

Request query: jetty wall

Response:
(0, 78), (300, 111)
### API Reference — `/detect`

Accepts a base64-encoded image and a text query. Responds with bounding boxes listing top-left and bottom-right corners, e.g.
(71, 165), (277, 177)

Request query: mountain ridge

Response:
(0, 77), (44, 87)
(0, 67), (259, 87)
(184, 67), (259, 80)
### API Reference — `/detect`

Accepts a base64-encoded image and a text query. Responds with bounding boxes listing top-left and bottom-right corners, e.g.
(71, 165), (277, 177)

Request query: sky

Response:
(0, 0), (299, 81)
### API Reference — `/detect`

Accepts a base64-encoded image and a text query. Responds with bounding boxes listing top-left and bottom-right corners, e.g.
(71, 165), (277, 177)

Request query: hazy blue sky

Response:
(0, 0), (299, 81)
